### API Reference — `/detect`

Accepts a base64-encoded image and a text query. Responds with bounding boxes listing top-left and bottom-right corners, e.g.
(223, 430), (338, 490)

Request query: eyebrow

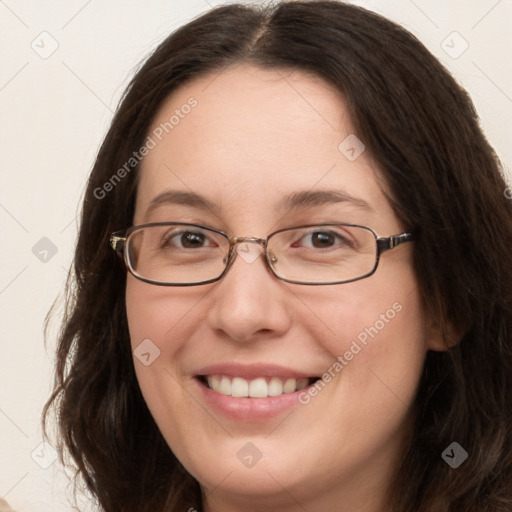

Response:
(145, 190), (221, 220)
(144, 188), (373, 219)
(278, 189), (374, 213)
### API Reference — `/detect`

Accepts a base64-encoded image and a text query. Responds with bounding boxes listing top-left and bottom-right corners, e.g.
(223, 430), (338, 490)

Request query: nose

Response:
(204, 241), (292, 343)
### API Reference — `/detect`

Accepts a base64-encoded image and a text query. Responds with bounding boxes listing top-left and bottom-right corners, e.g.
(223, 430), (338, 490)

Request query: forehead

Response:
(134, 64), (394, 230)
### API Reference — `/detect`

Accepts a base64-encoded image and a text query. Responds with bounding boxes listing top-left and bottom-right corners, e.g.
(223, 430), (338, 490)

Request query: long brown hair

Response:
(44, 2), (512, 510)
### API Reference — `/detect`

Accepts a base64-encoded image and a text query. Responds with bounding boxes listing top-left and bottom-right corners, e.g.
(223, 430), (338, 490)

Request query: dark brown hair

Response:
(44, 1), (512, 510)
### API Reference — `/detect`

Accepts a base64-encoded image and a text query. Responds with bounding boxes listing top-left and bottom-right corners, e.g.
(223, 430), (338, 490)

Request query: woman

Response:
(44, 1), (512, 511)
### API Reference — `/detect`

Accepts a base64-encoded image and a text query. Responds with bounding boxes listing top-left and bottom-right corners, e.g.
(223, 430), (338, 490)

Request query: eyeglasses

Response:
(110, 222), (414, 286)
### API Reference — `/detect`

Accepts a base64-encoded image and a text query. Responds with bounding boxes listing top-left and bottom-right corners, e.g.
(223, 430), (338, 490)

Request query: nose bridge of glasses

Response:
(226, 236), (272, 268)
(230, 236), (267, 248)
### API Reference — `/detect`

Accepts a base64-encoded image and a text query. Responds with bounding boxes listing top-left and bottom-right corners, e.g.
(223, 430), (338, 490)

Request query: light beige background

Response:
(0, 0), (511, 510)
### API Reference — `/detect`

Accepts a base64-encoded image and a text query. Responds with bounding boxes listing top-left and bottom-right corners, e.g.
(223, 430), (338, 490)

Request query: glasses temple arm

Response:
(110, 234), (126, 252)
(377, 233), (415, 252)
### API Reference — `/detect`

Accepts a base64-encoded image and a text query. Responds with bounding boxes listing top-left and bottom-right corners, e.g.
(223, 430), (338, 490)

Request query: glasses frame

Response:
(110, 222), (415, 286)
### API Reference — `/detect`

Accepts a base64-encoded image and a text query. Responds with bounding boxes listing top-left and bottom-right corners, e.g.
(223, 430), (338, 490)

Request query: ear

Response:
(425, 313), (464, 352)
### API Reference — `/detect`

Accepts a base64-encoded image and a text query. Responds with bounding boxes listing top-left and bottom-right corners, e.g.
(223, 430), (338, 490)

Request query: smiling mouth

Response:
(198, 375), (320, 398)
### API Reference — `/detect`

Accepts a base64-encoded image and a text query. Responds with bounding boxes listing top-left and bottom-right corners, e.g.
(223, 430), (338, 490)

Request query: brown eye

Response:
(309, 231), (337, 248)
(180, 231), (207, 248)
(163, 230), (213, 249)
(292, 230), (352, 249)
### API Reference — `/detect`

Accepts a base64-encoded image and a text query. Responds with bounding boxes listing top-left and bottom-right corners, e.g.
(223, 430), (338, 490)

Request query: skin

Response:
(125, 64), (447, 512)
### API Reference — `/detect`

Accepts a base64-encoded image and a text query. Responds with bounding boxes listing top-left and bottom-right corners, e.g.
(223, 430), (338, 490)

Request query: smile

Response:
(193, 363), (324, 420)
(201, 375), (317, 397)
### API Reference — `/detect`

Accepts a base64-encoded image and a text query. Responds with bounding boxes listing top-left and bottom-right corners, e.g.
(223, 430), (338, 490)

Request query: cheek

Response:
(125, 277), (234, 479)
(125, 275), (211, 426)
(339, 295), (427, 400)
(313, 271), (427, 414)
(296, 259), (427, 402)
(125, 276), (203, 350)
(124, 277), (189, 412)
(290, 277), (427, 469)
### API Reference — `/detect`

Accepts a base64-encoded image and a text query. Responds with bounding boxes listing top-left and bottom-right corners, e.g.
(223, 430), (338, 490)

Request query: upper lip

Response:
(195, 363), (319, 380)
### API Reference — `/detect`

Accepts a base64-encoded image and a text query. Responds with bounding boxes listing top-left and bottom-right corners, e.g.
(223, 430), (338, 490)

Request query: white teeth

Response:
(268, 377), (283, 396)
(232, 377), (249, 397)
(283, 378), (296, 393)
(205, 375), (313, 397)
(249, 378), (268, 398)
(219, 376), (231, 395)
(210, 375), (221, 390)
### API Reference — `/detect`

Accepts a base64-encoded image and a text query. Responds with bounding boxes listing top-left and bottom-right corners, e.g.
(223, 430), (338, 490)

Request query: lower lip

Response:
(194, 378), (311, 421)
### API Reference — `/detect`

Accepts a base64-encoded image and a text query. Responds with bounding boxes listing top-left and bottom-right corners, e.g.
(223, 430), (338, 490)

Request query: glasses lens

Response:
(268, 225), (377, 283)
(127, 224), (230, 284)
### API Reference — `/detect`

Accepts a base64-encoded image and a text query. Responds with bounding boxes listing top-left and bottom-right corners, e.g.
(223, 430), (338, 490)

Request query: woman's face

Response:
(126, 64), (442, 511)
